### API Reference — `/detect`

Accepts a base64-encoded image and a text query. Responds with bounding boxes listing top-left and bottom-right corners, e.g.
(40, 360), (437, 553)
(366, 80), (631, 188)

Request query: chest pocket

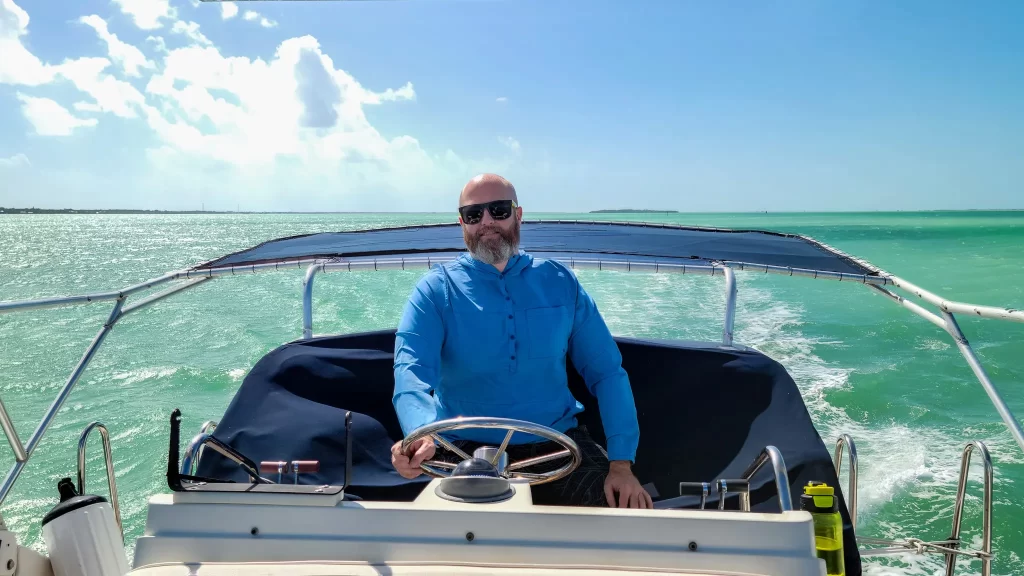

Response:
(525, 305), (572, 359)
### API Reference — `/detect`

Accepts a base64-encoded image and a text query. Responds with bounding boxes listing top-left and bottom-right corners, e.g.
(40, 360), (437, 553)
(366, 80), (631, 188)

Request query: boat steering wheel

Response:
(401, 417), (582, 485)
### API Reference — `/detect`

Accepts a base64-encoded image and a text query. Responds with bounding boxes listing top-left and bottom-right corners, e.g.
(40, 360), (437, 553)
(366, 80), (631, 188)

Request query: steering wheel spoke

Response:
(506, 448), (572, 471)
(508, 470), (548, 481)
(419, 459), (458, 476)
(491, 429), (515, 466)
(430, 433), (472, 461)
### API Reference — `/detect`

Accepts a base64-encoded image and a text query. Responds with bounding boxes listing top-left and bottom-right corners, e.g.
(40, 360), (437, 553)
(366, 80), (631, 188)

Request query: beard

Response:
(464, 217), (520, 265)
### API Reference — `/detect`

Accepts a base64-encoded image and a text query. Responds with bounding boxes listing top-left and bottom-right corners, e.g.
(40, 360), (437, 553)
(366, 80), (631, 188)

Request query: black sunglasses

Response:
(458, 200), (518, 225)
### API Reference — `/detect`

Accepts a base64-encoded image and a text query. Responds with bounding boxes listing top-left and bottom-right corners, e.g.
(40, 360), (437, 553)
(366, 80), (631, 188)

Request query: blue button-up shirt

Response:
(392, 251), (640, 462)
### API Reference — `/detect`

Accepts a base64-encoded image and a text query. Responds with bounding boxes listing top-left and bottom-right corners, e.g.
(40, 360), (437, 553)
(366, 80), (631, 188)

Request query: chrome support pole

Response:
(945, 441), (993, 576)
(890, 275), (1024, 324)
(942, 312), (1024, 453)
(120, 277), (212, 316)
(0, 398), (27, 463)
(722, 266), (737, 346)
(77, 422), (122, 540)
(0, 272), (178, 314)
(833, 434), (859, 530)
(0, 297), (125, 504)
(741, 445), (793, 512)
(302, 264), (322, 340)
(868, 284), (947, 331)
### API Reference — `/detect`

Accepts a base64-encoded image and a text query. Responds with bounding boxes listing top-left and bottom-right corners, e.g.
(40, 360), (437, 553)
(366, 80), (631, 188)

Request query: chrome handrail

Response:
(180, 432), (212, 477)
(181, 433), (269, 484)
(77, 422), (122, 541)
(946, 441), (993, 576)
(834, 434), (859, 530)
(740, 445), (792, 512)
(194, 421), (218, 468)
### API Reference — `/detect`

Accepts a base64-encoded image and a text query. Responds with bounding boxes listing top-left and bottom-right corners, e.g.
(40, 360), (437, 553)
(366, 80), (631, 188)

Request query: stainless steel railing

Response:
(77, 422), (122, 540)
(833, 434), (859, 530)
(946, 441), (993, 576)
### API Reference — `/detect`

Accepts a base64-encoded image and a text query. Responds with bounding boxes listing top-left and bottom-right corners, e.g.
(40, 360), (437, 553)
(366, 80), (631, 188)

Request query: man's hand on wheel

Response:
(604, 460), (653, 509)
(391, 437), (436, 479)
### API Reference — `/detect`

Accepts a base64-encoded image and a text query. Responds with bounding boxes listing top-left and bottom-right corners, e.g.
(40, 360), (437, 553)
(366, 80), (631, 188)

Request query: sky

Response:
(0, 0), (1022, 213)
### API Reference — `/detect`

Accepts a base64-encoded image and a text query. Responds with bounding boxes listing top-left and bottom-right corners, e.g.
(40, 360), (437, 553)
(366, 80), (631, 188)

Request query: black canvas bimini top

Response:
(194, 221), (878, 276)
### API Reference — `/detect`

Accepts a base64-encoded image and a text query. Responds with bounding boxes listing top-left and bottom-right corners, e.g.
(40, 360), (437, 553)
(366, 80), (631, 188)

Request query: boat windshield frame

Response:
(0, 223), (1021, 508)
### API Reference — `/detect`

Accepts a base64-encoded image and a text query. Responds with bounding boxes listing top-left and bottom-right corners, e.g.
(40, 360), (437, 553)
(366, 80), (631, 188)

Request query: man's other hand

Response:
(391, 437), (436, 478)
(604, 460), (653, 509)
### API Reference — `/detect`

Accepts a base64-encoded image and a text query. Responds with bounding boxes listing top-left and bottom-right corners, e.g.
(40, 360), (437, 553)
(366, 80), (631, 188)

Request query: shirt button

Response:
(505, 297), (510, 301)
(508, 314), (513, 319)
(511, 355), (516, 360)
(510, 335), (515, 340)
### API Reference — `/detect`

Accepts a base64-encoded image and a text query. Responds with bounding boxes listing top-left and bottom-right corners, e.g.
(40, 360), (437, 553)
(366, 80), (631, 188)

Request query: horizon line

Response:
(2, 208), (1023, 215)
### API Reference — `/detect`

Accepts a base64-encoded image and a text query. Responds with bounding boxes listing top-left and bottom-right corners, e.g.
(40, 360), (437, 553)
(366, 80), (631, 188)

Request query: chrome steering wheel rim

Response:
(401, 416), (582, 485)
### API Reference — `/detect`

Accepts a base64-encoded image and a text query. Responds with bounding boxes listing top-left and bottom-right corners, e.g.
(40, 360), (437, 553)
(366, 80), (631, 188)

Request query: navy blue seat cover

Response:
(197, 330), (860, 575)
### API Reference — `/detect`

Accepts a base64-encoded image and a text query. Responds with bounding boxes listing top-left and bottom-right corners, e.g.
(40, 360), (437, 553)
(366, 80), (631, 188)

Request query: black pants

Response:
(448, 425), (611, 507)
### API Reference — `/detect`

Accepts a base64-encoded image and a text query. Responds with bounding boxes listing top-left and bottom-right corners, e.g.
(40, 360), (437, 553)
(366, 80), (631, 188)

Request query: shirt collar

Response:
(460, 249), (530, 276)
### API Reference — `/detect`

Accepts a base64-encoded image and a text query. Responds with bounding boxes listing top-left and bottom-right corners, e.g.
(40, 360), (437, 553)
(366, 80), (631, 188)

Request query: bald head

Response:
(459, 173), (518, 208)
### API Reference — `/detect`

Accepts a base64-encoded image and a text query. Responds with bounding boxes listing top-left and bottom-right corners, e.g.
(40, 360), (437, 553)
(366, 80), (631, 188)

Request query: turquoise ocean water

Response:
(0, 211), (1022, 575)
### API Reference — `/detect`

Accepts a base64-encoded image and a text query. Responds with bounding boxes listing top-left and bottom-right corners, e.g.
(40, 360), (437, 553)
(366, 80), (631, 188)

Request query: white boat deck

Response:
(129, 479), (824, 576)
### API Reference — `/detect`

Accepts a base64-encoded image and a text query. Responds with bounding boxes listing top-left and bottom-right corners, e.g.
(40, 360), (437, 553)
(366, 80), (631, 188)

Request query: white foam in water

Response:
(587, 271), (1020, 576)
(735, 280), (1024, 576)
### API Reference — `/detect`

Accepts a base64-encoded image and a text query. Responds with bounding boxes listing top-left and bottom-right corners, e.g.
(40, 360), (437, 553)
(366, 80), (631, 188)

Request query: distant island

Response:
(589, 209), (679, 214)
(0, 207), (250, 215)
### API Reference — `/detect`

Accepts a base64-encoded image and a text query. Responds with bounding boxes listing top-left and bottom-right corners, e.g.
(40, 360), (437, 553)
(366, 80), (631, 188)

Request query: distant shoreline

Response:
(0, 208), (251, 215)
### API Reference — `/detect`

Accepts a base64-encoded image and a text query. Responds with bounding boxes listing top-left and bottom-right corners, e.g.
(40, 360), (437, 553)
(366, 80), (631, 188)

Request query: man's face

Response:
(459, 182), (521, 265)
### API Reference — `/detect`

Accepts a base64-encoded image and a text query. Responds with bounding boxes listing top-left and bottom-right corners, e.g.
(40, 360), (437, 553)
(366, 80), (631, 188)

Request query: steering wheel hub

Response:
(435, 457), (515, 503)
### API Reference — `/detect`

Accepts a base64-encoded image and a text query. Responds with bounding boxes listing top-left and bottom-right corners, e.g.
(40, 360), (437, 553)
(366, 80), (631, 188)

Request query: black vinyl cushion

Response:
(197, 330), (860, 575)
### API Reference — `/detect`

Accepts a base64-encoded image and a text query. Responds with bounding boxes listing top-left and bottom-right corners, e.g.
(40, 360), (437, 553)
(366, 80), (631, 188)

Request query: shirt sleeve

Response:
(392, 271), (445, 436)
(566, 277), (640, 463)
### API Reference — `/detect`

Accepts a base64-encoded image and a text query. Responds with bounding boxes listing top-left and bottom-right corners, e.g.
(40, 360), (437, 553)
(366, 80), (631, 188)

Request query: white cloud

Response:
(141, 37), (423, 167)
(0, 0), (56, 86)
(17, 93), (98, 136)
(221, 3), (238, 19)
(2, 0), (514, 209)
(0, 153), (30, 168)
(363, 82), (416, 105)
(146, 35), (167, 53)
(170, 20), (211, 47)
(57, 58), (147, 119)
(112, 0), (175, 30)
(496, 96), (508, 103)
(240, 10), (276, 28)
(79, 15), (154, 77)
(500, 136), (521, 153)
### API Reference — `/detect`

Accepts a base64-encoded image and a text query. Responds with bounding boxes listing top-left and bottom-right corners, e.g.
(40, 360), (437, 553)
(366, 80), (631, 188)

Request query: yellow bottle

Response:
(801, 481), (845, 576)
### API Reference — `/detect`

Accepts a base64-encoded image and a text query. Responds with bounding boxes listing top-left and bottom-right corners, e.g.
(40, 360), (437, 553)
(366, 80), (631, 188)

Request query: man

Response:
(391, 174), (652, 509)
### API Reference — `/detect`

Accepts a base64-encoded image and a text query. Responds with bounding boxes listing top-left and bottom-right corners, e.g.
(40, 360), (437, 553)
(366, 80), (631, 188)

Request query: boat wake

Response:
(586, 270), (1021, 576)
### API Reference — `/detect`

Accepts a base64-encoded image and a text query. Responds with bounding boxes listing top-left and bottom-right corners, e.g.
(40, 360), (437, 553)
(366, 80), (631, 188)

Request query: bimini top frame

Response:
(0, 221), (1021, 509)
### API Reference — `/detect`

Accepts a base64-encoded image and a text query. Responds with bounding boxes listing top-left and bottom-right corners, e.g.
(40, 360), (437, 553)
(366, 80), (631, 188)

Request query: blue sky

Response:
(1, 0), (1021, 212)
